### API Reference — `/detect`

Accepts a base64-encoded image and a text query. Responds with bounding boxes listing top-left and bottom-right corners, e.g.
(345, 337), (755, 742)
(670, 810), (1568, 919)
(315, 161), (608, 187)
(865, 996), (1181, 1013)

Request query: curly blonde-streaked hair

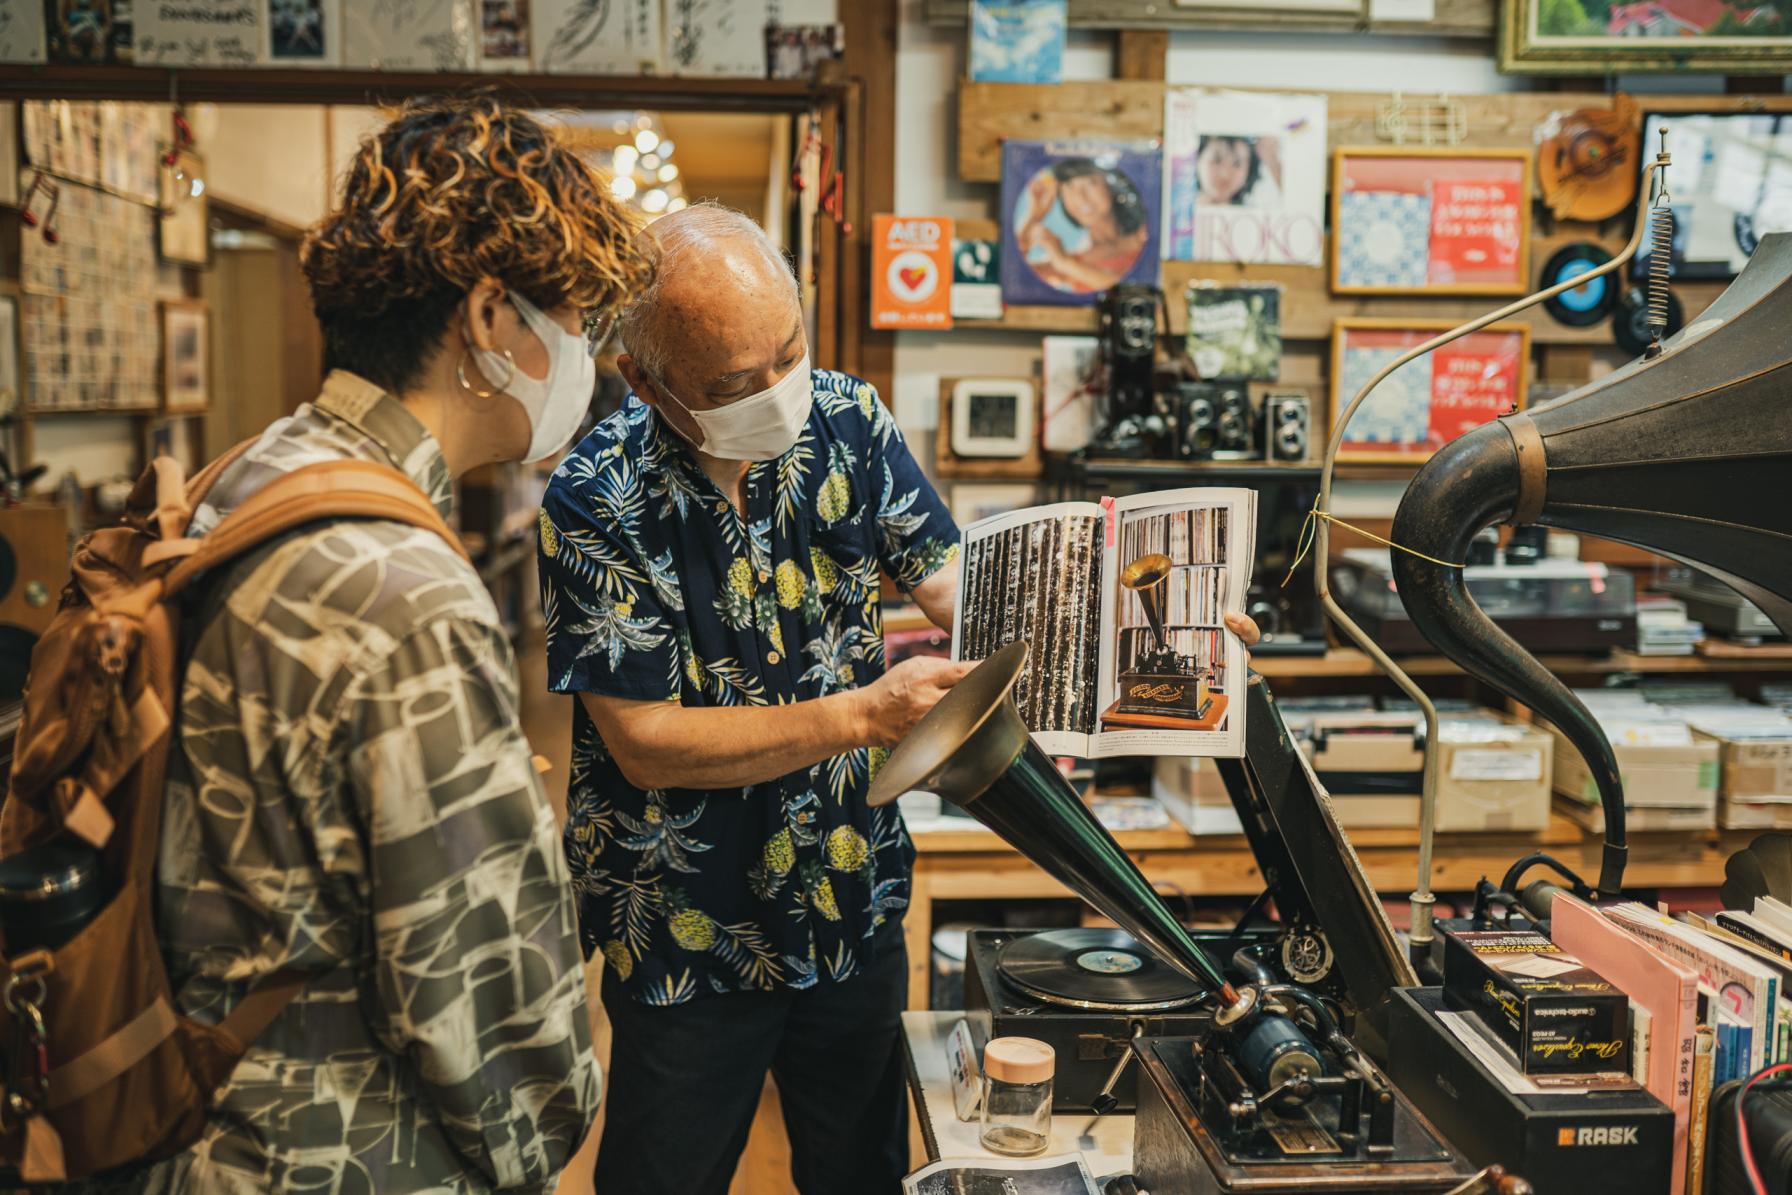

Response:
(302, 94), (653, 394)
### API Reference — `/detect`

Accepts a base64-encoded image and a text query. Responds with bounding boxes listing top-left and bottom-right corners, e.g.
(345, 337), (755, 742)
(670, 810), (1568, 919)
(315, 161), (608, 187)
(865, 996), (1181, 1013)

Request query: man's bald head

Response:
(616, 203), (801, 385)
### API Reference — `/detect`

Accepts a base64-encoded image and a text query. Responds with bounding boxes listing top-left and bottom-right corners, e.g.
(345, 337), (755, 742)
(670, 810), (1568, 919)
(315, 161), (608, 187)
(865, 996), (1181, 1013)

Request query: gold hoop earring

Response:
(457, 348), (515, 399)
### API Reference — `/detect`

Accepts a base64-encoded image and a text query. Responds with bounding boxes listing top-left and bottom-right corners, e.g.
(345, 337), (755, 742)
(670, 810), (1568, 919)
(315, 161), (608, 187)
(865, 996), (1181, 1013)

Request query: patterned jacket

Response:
(118, 372), (596, 1193)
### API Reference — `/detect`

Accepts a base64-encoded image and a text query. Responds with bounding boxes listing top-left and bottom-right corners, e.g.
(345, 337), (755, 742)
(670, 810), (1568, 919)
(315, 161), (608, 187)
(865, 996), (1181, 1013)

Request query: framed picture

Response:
(0, 294), (17, 421)
(935, 377), (1041, 479)
(1633, 110), (1792, 282)
(1501, 0), (1792, 75)
(1329, 319), (1531, 465)
(949, 482), (1039, 529)
(158, 149), (210, 267)
(161, 301), (210, 414)
(1331, 148), (1532, 296)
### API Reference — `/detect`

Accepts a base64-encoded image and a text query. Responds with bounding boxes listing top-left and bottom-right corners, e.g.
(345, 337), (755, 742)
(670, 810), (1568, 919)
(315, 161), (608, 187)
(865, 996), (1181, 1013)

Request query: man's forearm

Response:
(583, 689), (873, 791)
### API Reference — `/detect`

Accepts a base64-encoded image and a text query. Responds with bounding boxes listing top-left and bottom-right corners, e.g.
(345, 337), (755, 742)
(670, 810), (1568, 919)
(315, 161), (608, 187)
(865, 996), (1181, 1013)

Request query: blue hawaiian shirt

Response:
(539, 369), (961, 1005)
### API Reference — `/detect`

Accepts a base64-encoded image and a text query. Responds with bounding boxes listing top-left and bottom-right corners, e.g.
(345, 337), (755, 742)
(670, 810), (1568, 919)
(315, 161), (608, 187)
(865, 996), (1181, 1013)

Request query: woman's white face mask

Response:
(471, 292), (597, 463)
(655, 355), (814, 462)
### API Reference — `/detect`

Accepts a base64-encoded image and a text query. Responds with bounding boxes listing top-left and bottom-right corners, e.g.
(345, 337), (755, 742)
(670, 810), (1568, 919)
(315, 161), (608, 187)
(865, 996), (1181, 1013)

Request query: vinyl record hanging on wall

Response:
(1613, 282), (1684, 356)
(1540, 242), (1618, 328)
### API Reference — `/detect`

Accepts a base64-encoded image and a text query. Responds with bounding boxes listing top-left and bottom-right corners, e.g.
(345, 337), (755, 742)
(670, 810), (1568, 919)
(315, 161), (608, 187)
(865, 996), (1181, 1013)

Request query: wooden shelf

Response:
(0, 65), (828, 111)
(1250, 645), (1792, 679)
(922, 0), (1496, 36)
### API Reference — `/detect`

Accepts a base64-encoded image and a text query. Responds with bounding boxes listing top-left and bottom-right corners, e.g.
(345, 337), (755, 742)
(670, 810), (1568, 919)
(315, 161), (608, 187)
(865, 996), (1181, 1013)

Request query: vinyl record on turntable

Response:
(998, 927), (1206, 1011)
(1537, 97), (1641, 222)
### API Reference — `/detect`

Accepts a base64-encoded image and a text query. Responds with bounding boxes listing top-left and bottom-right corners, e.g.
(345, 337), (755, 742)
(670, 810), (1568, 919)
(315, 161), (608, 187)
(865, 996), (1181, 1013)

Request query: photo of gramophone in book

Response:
(1105, 551), (1216, 728)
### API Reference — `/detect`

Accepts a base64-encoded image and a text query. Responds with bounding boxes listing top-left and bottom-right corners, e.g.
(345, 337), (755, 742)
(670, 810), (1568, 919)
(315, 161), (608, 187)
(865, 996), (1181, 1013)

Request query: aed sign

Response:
(872, 215), (954, 330)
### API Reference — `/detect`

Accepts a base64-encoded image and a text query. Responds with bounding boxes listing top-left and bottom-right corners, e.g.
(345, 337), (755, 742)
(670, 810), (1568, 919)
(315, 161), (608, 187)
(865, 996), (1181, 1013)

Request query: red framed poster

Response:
(1329, 319), (1531, 464)
(1331, 148), (1532, 296)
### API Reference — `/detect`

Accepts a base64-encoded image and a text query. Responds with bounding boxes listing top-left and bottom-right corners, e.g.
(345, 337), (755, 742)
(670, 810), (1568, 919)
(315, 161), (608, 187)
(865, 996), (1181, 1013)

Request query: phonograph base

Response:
(1102, 671), (1224, 731)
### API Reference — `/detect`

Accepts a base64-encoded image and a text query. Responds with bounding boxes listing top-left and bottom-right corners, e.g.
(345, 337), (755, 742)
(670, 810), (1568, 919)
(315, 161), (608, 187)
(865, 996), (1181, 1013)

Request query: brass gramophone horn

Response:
(868, 641), (1239, 1005)
(1121, 552), (1173, 651)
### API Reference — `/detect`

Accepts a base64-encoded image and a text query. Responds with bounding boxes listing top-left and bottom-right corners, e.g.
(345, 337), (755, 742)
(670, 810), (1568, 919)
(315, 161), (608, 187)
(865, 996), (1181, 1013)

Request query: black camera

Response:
(1173, 383), (1256, 461)
(1262, 392), (1310, 462)
(1092, 284), (1170, 455)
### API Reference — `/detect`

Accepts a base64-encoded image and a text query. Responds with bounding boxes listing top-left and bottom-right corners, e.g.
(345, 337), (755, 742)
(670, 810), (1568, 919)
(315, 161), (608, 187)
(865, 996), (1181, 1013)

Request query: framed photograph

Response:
(1501, 0), (1792, 75)
(949, 482), (1039, 528)
(935, 377), (1041, 479)
(1633, 111), (1792, 282)
(158, 149), (210, 267)
(1331, 148), (1532, 296)
(161, 301), (210, 414)
(1329, 319), (1530, 465)
(951, 378), (1035, 459)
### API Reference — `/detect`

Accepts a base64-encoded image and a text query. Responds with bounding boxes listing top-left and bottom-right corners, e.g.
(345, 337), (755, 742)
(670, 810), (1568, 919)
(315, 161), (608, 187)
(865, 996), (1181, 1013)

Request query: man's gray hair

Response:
(617, 202), (800, 382)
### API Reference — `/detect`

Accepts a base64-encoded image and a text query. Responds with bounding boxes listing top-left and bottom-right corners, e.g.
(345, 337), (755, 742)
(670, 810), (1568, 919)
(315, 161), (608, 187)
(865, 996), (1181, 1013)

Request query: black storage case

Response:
(1387, 987), (1673, 1195)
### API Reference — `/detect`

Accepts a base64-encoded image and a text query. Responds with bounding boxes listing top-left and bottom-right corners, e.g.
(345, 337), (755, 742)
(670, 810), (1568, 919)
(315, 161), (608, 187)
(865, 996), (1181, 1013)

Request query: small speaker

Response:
(1263, 392), (1310, 462)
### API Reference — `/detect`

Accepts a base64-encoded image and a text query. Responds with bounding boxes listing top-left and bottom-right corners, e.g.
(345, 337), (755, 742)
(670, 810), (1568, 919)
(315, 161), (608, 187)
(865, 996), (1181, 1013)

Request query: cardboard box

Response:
(1151, 757), (1242, 836)
(1693, 728), (1792, 830)
(1554, 794), (1715, 834)
(1442, 929), (1631, 1076)
(1548, 725), (1718, 811)
(1295, 711), (1552, 833)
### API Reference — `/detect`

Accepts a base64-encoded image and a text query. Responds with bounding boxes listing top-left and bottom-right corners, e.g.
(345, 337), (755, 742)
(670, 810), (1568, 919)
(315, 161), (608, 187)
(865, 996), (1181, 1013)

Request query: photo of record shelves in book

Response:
(1105, 505), (1232, 734)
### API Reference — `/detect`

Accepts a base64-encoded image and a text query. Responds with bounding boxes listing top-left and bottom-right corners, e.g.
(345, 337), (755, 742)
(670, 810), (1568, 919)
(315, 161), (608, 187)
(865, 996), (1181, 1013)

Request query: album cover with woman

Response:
(1163, 89), (1327, 267)
(1000, 138), (1163, 306)
(952, 488), (1257, 759)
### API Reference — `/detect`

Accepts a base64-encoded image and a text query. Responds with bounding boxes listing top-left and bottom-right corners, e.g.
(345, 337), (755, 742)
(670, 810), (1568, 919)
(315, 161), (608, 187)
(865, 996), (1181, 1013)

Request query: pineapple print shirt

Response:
(539, 368), (960, 1005)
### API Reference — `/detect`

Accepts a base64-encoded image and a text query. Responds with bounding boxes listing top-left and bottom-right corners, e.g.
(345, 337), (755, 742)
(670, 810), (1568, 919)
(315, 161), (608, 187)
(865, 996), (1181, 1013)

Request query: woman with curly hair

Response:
(128, 96), (651, 1194)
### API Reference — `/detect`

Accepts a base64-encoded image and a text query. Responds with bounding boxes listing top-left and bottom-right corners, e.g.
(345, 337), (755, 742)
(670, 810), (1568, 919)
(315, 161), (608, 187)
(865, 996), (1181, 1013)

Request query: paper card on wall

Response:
(536, 0), (663, 74)
(134, 0), (262, 66)
(951, 238), (1003, 320)
(872, 215), (954, 331)
(343, 0), (475, 70)
(1369, 0), (1435, 18)
(1041, 334), (1100, 452)
(0, 3), (46, 63)
(478, 0), (530, 71)
(1429, 179), (1522, 285)
(265, 0), (341, 67)
(1163, 89), (1327, 267)
(666, 0), (767, 77)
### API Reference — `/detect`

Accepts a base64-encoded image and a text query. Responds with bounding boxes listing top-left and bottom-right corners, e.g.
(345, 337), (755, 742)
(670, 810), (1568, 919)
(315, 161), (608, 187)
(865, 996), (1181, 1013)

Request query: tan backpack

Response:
(0, 444), (468, 1182)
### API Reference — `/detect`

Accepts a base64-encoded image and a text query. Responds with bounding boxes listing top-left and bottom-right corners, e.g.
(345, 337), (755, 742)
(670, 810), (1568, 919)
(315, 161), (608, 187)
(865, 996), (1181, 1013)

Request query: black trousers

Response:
(594, 933), (909, 1195)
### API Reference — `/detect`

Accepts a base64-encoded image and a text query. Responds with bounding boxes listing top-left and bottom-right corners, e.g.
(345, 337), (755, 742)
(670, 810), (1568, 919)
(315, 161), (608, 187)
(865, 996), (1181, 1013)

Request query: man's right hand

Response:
(856, 656), (977, 750)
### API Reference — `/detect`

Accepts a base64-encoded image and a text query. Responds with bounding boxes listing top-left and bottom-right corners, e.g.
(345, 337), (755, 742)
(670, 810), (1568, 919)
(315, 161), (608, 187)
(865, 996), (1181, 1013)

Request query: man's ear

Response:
(615, 353), (654, 402)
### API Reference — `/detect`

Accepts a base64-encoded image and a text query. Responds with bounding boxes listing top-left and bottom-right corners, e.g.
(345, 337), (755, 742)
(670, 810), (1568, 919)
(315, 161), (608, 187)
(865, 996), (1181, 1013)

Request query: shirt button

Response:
(767, 650), (782, 665)
(758, 570), (771, 583)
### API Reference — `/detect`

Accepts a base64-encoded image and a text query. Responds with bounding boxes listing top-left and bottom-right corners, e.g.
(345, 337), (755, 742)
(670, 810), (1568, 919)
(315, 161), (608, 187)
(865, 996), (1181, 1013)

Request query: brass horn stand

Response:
(1311, 144), (1672, 967)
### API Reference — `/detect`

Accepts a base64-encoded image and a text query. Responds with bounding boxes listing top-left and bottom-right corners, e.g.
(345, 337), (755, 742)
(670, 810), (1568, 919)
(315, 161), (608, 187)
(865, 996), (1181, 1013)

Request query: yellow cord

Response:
(1282, 504), (1466, 589)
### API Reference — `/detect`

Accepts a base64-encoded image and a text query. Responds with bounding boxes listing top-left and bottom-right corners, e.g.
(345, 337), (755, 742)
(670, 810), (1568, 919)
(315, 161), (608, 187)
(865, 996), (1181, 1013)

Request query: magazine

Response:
(953, 488), (1258, 759)
(1001, 138), (1163, 306)
(903, 1154), (1098, 1195)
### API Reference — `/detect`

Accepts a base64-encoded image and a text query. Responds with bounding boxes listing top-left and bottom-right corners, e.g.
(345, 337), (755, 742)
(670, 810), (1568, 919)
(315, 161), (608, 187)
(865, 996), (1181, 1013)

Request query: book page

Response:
(1093, 487), (1256, 759)
(954, 502), (1104, 757)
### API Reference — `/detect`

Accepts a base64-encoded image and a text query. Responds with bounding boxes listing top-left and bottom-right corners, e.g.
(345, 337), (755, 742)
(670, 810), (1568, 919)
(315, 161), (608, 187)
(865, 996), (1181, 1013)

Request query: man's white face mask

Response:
(655, 355), (814, 462)
(471, 292), (597, 463)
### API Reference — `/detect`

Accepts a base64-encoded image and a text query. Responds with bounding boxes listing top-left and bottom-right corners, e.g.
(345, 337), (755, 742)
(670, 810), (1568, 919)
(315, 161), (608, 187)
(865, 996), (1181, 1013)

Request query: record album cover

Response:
(343, 0), (474, 70)
(666, 0), (766, 77)
(1164, 89), (1326, 266)
(1001, 138), (1162, 307)
(134, 0), (262, 65)
(267, 0), (339, 65)
(1185, 283), (1282, 382)
(969, 0), (1066, 84)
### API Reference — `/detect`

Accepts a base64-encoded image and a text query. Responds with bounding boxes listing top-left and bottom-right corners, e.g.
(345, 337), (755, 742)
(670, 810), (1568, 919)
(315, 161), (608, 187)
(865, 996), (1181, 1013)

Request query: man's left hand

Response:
(1225, 611), (1262, 649)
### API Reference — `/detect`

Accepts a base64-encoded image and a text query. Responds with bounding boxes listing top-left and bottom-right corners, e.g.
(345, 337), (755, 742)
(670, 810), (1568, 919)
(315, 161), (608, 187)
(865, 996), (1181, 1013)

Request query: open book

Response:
(952, 487), (1258, 758)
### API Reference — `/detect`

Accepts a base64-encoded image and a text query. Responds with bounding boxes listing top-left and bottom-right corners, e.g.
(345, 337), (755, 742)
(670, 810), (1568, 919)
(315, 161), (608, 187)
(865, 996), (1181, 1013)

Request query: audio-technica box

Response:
(1442, 928), (1630, 1076)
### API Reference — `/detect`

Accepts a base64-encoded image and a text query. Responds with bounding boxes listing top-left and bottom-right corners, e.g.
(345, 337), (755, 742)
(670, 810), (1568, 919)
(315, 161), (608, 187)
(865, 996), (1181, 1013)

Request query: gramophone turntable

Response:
(1103, 552), (1222, 731)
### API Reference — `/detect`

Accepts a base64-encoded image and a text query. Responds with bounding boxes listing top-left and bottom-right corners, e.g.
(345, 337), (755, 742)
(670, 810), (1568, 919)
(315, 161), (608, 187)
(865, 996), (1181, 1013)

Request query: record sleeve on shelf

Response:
(535, 0), (663, 74)
(342, 0), (475, 71)
(666, 0), (767, 77)
(1001, 139), (1162, 307)
(133, 0), (262, 65)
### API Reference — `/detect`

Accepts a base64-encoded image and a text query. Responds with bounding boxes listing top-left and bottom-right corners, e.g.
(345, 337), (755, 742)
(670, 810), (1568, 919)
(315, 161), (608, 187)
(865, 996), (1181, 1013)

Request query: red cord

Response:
(1738, 1061), (1792, 1194)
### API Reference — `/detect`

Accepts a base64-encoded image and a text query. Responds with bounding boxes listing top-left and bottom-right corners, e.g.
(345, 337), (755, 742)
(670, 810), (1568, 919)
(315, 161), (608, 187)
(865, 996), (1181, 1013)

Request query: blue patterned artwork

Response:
(970, 0), (1067, 84)
(1335, 191), (1430, 289)
(1337, 345), (1432, 445)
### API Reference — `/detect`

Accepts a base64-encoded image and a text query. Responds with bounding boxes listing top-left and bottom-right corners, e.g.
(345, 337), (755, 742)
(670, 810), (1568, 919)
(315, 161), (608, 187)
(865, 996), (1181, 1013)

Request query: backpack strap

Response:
(163, 459), (469, 598)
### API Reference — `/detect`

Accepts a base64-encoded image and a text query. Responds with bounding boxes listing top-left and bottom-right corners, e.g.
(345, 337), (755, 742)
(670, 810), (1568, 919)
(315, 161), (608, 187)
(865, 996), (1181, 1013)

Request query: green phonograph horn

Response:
(867, 641), (1241, 1007)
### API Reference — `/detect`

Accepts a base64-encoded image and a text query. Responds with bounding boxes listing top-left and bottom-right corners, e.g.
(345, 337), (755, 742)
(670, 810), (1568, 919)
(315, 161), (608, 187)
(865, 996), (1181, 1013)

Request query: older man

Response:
(537, 204), (965, 1193)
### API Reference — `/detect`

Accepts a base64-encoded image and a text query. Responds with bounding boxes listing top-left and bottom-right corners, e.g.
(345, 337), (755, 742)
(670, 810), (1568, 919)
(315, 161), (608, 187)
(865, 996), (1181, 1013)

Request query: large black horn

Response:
(1392, 233), (1792, 896)
(868, 641), (1240, 1006)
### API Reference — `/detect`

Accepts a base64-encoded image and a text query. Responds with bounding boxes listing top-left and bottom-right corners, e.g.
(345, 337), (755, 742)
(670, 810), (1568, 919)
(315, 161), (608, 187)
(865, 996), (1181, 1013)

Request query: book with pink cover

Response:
(1552, 894), (1697, 1195)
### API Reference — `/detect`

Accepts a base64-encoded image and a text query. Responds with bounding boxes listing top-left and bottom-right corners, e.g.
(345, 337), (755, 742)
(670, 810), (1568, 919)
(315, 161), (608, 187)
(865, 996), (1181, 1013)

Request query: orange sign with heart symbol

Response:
(872, 214), (954, 330)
